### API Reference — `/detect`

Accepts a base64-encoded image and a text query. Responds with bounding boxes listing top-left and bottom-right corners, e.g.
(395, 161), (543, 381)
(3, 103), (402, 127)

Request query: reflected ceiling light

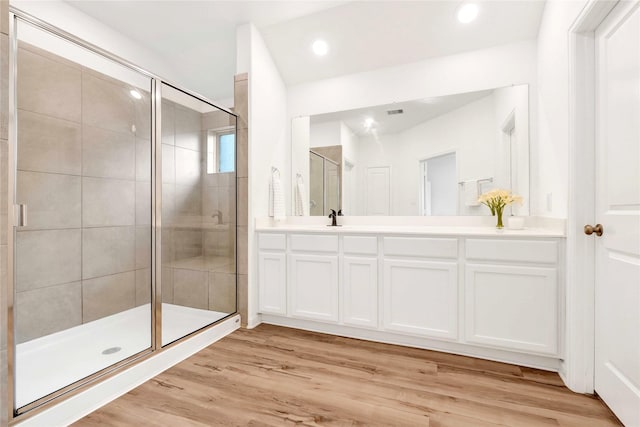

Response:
(364, 117), (374, 128)
(457, 3), (479, 23)
(312, 39), (329, 56)
(129, 89), (142, 100)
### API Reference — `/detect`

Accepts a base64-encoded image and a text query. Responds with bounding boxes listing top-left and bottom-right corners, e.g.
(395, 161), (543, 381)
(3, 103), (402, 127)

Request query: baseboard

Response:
(261, 315), (561, 372)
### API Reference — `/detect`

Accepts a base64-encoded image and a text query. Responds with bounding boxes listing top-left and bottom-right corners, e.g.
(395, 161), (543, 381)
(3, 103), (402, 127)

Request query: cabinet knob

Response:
(584, 224), (603, 236)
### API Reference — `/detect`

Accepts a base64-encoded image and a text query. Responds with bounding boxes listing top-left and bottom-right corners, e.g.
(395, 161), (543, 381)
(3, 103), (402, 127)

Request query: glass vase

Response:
(496, 206), (504, 229)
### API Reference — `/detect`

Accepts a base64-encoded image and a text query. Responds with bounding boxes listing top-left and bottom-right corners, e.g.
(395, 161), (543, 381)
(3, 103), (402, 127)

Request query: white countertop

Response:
(255, 224), (565, 238)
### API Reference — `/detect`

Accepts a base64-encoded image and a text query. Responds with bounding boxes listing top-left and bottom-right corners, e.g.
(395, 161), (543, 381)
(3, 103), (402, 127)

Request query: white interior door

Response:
(594, 2), (640, 425)
(366, 166), (390, 215)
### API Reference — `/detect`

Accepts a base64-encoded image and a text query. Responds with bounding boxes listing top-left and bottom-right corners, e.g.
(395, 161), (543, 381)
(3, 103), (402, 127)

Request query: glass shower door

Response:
(13, 20), (153, 411)
(159, 83), (237, 346)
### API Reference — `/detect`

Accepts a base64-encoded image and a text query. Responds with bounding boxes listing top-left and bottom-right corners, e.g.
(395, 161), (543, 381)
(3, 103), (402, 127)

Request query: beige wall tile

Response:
(1, 1), (8, 36)
(162, 267), (174, 303)
(238, 177), (248, 226)
(134, 91), (152, 140)
(17, 110), (81, 175)
(233, 79), (248, 130)
(162, 184), (176, 226)
(175, 146), (201, 186)
(82, 72), (134, 134)
(136, 181), (151, 226)
(136, 138), (151, 182)
(173, 268), (208, 310)
(16, 171), (81, 230)
(82, 226), (135, 279)
(161, 99), (175, 145)
(162, 144), (175, 184)
(18, 48), (81, 122)
(175, 105), (202, 151)
(237, 273), (248, 327)
(173, 230), (202, 261)
(236, 128), (248, 178)
(16, 229), (81, 291)
(161, 228), (174, 264)
(135, 268), (151, 306)
(82, 125), (135, 180)
(175, 184), (202, 217)
(136, 226), (151, 269)
(237, 226), (248, 275)
(202, 110), (235, 130)
(83, 177), (135, 226)
(1, 36), (7, 141)
(16, 281), (82, 343)
(208, 272), (236, 313)
(82, 271), (135, 323)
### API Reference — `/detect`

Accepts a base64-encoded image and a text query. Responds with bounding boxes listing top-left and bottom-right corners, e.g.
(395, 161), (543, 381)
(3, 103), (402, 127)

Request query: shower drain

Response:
(101, 346), (122, 355)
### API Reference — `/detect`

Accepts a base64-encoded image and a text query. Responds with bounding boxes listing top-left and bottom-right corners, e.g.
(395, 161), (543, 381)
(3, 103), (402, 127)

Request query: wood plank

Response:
(74, 325), (621, 427)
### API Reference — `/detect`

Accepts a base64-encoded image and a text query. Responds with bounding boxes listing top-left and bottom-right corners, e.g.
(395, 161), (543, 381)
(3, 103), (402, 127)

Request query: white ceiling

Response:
(311, 89), (494, 137)
(65, 1), (545, 101)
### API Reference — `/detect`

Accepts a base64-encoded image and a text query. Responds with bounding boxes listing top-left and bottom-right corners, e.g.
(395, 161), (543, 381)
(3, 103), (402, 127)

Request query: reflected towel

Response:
(294, 175), (308, 216)
(464, 180), (481, 207)
(270, 171), (286, 221)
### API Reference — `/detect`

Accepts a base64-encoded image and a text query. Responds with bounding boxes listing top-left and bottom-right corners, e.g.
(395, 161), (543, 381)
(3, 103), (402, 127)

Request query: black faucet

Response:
(328, 209), (339, 227)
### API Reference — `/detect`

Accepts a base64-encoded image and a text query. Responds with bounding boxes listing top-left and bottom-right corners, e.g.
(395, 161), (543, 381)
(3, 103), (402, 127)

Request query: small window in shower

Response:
(207, 131), (235, 174)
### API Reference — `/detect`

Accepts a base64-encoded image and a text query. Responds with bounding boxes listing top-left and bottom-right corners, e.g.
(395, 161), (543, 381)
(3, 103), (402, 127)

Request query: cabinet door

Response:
(258, 251), (286, 315)
(465, 264), (558, 355)
(289, 254), (339, 322)
(343, 256), (378, 328)
(383, 259), (458, 339)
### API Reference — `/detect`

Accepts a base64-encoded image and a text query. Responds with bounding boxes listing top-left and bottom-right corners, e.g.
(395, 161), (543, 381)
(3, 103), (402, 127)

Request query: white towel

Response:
(270, 171), (285, 221)
(464, 180), (481, 207)
(294, 175), (308, 216)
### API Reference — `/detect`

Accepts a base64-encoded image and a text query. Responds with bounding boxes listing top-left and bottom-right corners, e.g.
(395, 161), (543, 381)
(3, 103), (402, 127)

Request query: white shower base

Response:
(16, 303), (229, 409)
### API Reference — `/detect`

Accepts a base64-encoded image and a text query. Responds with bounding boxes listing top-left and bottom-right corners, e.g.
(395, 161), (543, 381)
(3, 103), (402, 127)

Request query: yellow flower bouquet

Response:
(478, 189), (523, 228)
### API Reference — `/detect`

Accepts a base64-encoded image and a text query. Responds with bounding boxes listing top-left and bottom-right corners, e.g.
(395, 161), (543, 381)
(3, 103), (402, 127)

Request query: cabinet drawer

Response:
(258, 233), (286, 251)
(384, 237), (457, 259)
(344, 236), (377, 255)
(290, 234), (338, 253)
(466, 239), (558, 264)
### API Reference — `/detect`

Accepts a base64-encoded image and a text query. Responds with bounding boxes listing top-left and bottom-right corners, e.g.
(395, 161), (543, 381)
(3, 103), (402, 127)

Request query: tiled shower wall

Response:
(14, 43), (153, 343)
(161, 100), (237, 313)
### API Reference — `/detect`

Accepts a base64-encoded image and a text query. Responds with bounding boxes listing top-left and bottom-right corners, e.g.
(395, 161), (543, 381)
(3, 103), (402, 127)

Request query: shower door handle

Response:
(15, 204), (27, 227)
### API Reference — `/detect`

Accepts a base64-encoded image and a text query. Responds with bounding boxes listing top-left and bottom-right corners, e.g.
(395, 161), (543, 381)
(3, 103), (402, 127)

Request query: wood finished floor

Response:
(74, 324), (621, 426)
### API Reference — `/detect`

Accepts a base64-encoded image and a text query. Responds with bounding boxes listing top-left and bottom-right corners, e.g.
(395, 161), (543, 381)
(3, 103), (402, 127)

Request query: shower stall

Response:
(4, 10), (238, 419)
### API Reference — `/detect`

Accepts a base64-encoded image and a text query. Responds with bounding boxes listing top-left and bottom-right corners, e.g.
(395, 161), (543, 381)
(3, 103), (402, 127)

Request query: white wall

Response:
(310, 121), (341, 148)
(535, 0), (591, 394)
(493, 85), (530, 215)
(534, 0), (587, 218)
(237, 23), (288, 327)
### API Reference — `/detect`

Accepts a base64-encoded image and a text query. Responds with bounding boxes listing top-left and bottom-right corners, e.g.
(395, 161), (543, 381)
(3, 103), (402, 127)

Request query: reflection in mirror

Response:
(292, 84), (529, 216)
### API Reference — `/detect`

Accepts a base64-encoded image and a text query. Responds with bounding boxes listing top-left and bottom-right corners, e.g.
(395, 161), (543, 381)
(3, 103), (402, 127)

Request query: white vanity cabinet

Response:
(257, 233), (287, 315)
(342, 236), (378, 328)
(382, 237), (458, 340)
(257, 228), (565, 370)
(464, 239), (560, 355)
(288, 234), (339, 322)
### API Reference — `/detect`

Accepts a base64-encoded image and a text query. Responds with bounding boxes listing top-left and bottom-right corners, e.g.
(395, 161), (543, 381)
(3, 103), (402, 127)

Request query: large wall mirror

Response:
(291, 84), (530, 216)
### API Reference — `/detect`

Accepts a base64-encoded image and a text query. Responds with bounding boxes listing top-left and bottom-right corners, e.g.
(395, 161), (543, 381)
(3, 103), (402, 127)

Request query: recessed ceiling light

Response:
(457, 3), (479, 23)
(130, 89), (142, 100)
(312, 39), (329, 56)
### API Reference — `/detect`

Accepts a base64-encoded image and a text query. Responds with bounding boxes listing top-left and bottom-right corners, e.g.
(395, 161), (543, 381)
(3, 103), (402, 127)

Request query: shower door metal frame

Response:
(5, 8), (238, 423)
